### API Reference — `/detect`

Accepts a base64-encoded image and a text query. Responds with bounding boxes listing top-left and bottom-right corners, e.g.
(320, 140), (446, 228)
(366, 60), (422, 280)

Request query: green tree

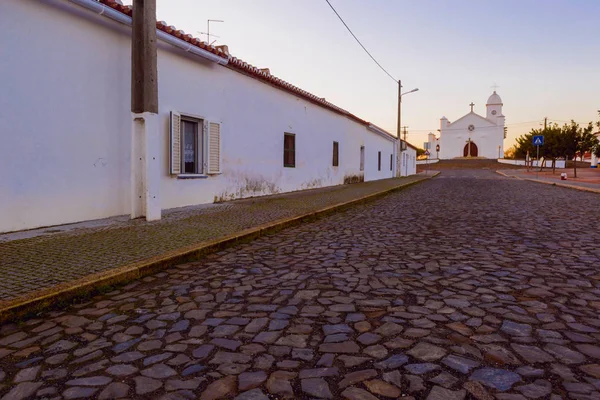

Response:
(416, 148), (426, 157)
(562, 120), (598, 178)
(595, 110), (600, 158)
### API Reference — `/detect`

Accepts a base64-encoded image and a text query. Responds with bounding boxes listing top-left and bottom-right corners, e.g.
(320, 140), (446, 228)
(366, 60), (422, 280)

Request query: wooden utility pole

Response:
(131, 0), (158, 114)
(396, 80), (402, 177)
(130, 0), (161, 221)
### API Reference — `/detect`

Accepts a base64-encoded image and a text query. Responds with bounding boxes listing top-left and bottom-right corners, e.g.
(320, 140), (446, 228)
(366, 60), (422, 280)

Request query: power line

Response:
(324, 0), (397, 83)
(406, 118), (589, 134)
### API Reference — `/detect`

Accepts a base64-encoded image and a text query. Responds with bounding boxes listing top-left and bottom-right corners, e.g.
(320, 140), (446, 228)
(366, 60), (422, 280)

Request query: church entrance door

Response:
(463, 142), (478, 157)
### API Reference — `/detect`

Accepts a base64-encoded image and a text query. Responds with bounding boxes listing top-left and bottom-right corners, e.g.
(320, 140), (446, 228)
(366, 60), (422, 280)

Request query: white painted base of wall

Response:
(497, 159), (566, 168)
(131, 112), (161, 221)
(416, 159), (440, 165)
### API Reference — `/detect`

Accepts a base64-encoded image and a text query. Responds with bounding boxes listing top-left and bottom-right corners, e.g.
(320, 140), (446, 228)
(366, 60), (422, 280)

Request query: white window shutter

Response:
(170, 111), (181, 175)
(207, 121), (221, 174)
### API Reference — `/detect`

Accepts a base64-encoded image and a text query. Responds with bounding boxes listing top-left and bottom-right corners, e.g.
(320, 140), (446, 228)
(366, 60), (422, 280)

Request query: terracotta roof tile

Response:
(94, 0), (396, 140)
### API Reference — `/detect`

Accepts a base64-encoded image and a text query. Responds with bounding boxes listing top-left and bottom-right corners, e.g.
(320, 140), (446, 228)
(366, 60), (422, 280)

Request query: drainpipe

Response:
(66, 0), (228, 65)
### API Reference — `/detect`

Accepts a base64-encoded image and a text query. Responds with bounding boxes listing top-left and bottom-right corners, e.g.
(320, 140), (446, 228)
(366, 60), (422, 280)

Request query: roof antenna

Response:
(199, 19), (224, 45)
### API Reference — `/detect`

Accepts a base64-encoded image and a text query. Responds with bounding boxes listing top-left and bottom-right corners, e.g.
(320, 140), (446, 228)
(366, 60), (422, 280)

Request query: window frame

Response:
(284, 132), (296, 168)
(180, 115), (204, 175)
(332, 141), (339, 167)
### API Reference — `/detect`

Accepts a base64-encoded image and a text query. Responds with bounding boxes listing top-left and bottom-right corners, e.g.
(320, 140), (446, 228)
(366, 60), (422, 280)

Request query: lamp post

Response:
(397, 80), (418, 177)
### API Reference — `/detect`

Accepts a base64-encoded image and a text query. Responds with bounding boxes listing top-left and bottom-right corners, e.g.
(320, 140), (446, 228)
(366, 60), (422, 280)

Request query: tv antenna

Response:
(199, 19), (224, 45)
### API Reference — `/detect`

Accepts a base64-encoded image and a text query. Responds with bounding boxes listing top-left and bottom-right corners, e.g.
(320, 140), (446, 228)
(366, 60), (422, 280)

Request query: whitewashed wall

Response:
(400, 147), (417, 176)
(498, 159), (566, 168)
(416, 159), (440, 165)
(0, 0), (132, 233)
(0, 0), (397, 232)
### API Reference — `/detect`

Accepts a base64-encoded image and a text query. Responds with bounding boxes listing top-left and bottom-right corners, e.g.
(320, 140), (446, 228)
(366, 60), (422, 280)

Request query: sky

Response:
(124, 0), (600, 149)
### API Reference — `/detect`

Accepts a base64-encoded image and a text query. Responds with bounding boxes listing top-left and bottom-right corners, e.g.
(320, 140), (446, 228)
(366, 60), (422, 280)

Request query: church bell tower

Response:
(486, 91), (503, 121)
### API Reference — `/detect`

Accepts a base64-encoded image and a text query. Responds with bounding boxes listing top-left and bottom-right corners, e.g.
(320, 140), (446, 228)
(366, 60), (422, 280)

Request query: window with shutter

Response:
(207, 122), (221, 174)
(170, 111), (182, 175)
(332, 141), (339, 167)
(378, 151), (381, 171)
(284, 133), (295, 168)
(390, 154), (393, 171)
(170, 112), (207, 175)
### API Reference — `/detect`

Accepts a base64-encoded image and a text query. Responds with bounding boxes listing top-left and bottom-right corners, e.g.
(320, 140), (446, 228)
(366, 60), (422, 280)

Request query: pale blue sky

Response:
(127, 0), (600, 148)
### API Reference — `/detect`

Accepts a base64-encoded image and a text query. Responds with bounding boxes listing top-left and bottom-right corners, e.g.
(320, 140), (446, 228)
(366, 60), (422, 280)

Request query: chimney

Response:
(215, 45), (229, 56)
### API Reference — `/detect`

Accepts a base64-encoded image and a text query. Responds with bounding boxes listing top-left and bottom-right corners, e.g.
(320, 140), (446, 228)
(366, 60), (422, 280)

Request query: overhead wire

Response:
(324, 0), (397, 83)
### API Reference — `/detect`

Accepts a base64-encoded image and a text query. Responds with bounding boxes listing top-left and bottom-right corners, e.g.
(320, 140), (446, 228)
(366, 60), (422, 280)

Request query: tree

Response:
(595, 111), (600, 158)
(416, 148), (426, 158)
(562, 120), (598, 178)
(504, 145), (516, 159)
(513, 115), (600, 175)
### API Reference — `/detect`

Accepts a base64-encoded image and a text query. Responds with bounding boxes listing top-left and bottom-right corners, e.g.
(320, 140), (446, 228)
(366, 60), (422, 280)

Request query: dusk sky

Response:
(127, 0), (600, 149)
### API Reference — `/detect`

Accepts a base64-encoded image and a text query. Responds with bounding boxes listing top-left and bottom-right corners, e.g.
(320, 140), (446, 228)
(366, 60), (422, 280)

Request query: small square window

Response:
(284, 133), (295, 168)
(333, 141), (339, 167)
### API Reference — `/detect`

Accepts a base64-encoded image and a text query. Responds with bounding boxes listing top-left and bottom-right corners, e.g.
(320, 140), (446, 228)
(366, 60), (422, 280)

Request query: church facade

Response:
(431, 91), (506, 159)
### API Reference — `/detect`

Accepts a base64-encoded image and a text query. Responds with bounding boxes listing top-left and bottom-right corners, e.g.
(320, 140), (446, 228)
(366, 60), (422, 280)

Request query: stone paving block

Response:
(0, 169), (599, 399)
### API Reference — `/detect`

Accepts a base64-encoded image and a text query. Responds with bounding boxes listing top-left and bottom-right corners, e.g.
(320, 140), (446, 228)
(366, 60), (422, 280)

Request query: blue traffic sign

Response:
(533, 135), (544, 146)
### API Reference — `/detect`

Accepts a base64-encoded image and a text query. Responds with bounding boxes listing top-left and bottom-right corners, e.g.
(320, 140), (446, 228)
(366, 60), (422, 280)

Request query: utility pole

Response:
(132, 0), (158, 114)
(544, 117), (547, 130)
(396, 81), (418, 177)
(396, 80), (402, 177)
(403, 126), (408, 142)
(131, 0), (161, 221)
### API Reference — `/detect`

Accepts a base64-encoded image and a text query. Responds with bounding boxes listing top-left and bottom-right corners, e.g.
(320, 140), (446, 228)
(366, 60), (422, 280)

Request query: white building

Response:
(0, 0), (418, 233)
(400, 141), (417, 176)
(431, 91), (506, 159)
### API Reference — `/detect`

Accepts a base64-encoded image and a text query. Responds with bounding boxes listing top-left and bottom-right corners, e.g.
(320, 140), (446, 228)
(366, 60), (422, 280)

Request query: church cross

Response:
(469, 102), (475, 112)
(491, 82), (499, 91)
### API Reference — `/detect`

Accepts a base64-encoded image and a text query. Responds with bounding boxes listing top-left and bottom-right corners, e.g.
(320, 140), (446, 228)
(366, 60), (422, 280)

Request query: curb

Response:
(496, 170), (600, 194)
(0, 173), (438, 323)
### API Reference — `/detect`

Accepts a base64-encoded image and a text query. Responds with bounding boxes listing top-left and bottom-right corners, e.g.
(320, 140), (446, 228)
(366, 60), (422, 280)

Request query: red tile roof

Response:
(97, 0), (396, 140)
(99, 1), (229, 60)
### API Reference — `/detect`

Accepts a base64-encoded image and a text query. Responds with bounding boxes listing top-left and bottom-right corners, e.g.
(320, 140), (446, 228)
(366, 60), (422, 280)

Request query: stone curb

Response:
(496, 170), (600, 194)
(0, 173), (438, 323)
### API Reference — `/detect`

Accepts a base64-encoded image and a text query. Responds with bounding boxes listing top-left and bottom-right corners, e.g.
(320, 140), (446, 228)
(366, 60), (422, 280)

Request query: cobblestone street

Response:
(1, 170), (599, 399)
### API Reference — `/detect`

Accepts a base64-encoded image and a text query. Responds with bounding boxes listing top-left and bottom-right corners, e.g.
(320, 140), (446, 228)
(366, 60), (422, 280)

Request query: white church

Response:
(428, 91), (506, 159)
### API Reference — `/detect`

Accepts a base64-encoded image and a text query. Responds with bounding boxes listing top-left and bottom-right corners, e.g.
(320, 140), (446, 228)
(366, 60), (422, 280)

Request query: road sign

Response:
(436, 144), (440, 152)
(533, 135), (544, 146)
(424, 150), (430, 156)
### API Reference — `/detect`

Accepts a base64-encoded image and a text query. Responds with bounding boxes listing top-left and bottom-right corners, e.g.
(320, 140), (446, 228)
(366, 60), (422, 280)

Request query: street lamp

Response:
(397, 80), (419, 176)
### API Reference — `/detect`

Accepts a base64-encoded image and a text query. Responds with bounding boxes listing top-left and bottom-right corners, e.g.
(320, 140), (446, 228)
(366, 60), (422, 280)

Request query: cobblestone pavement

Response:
(1, 169), (600, 400)
(0, 176), (425, 301)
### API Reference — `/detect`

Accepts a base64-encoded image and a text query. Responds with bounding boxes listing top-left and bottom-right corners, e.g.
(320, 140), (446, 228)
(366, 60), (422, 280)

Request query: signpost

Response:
(424, 149), (430, 175)
(533, 135), (544, 179)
